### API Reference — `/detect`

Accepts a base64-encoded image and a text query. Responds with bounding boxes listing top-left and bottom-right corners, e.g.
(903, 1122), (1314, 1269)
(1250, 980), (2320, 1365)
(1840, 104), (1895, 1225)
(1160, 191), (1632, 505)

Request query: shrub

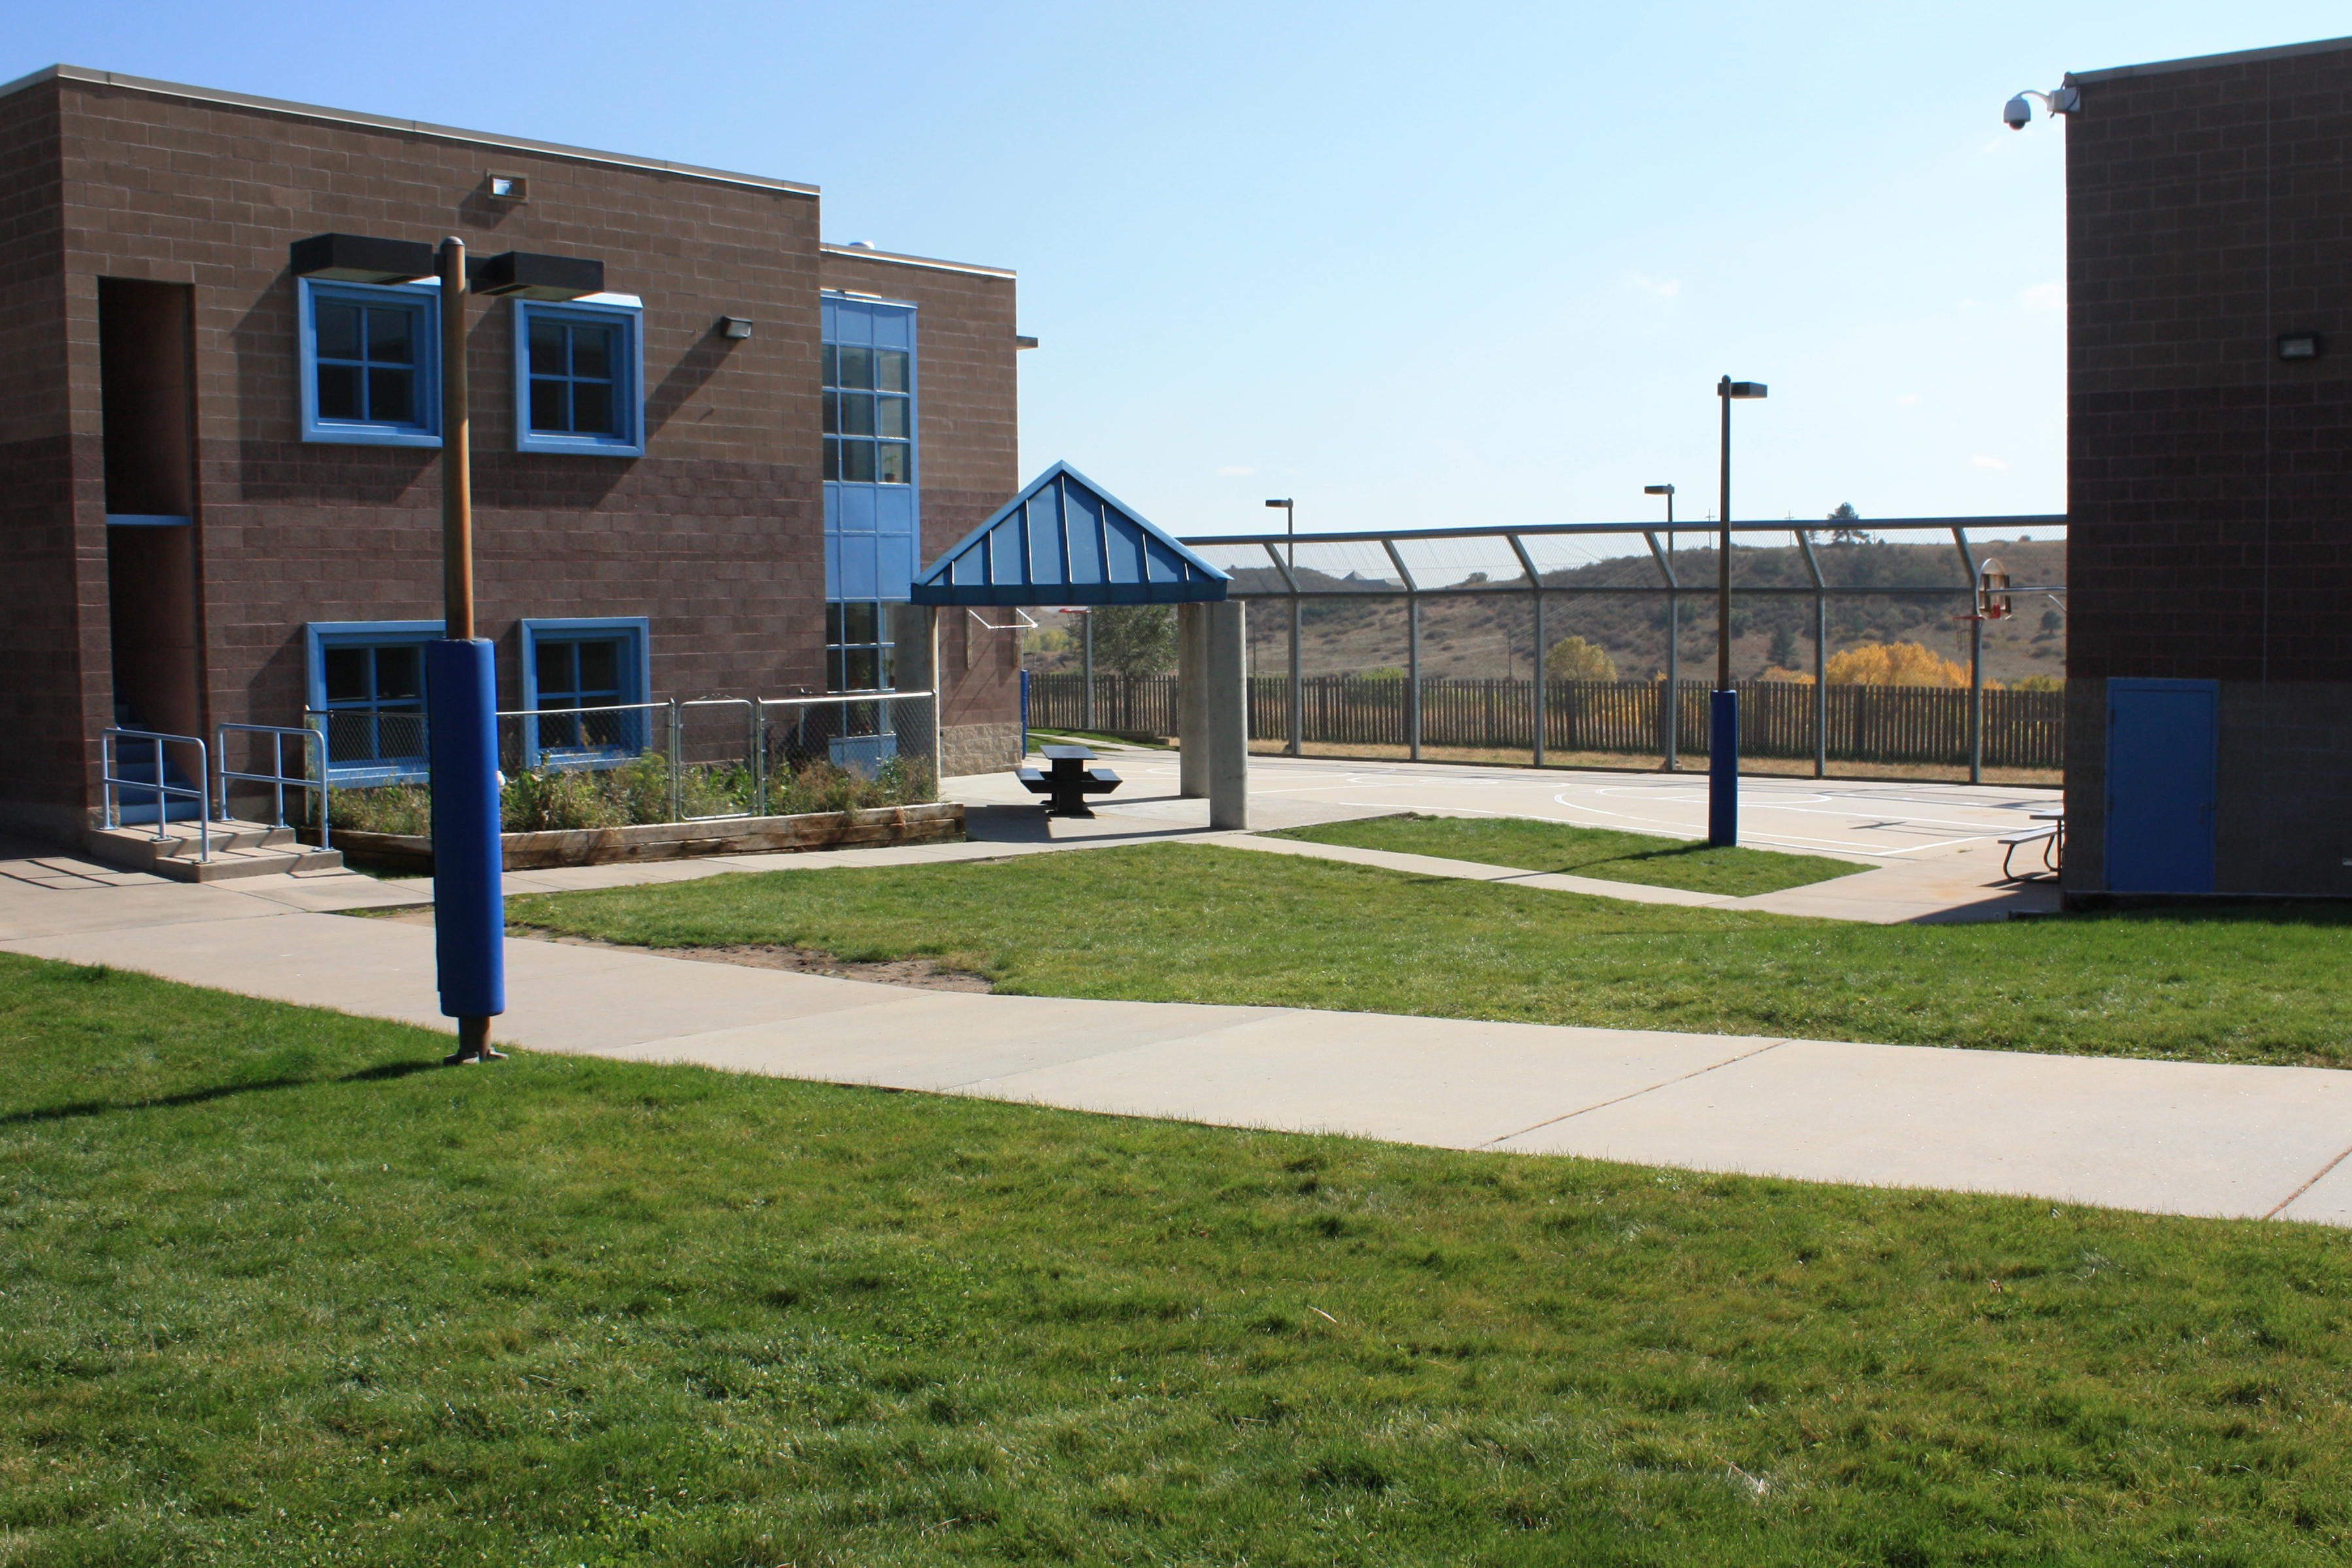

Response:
(1825, 641), (1968, 688)
(1543, 635), (1617, 682)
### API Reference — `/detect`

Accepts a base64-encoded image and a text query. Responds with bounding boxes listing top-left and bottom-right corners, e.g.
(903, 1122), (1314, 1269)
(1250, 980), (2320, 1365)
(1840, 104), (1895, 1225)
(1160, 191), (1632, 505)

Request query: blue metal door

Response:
(2106, 678), (2217, 893)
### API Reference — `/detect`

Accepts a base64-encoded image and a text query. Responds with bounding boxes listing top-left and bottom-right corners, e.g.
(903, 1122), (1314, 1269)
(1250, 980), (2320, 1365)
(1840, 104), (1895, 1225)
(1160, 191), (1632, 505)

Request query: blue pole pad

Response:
(427, 639), (506, 1018)
(1707, 689), (1739, 849)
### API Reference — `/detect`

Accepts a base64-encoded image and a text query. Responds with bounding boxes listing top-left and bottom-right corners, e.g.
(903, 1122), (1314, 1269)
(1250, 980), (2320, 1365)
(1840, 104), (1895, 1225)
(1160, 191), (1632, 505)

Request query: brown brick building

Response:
(0, 64), (1025, 845)
(2063, 35), (2352, 899)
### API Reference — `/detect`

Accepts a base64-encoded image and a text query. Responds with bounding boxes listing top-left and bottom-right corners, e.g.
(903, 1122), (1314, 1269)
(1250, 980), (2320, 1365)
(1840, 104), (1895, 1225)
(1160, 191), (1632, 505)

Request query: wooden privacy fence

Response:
(1030, 673), (2064, 771)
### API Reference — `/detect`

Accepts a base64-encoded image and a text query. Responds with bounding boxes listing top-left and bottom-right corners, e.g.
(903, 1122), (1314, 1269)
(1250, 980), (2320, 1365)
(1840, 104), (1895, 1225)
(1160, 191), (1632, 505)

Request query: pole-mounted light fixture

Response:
(1265, 497), (1294, 569)
(1711, 377), (1767, 848)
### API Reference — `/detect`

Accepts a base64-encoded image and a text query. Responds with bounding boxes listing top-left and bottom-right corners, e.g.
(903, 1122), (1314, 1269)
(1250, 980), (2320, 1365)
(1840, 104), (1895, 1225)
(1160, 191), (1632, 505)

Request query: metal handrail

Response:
(218, 723), (330, 850)
(101, 728), (211, 862)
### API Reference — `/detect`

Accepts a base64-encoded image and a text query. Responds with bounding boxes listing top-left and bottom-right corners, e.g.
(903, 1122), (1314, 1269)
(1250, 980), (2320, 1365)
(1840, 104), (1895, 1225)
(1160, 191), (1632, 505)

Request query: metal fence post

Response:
(667, 697), (682, 823)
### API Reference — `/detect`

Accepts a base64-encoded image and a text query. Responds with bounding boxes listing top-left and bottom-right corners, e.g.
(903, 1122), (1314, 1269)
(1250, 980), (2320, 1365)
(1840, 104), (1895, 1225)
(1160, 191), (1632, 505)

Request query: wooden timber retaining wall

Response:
(334, 801), (965, 873)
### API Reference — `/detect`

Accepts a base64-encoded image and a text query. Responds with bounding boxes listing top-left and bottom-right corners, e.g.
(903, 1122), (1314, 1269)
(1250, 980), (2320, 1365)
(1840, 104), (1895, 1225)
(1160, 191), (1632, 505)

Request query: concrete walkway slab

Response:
(947, 1014), (1788, 1148)
(1491, 1038), (2352, 1222)
(5, 811), (2345, 1231)
(614, 993), (1283, 1092)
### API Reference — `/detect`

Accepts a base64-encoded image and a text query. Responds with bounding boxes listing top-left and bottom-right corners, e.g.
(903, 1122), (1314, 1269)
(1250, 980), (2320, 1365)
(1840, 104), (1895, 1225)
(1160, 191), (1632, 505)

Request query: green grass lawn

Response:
(507, 844), (2352, 1070)
(1276, 812), (1868, 896)
(6, 951), (2351, 1566)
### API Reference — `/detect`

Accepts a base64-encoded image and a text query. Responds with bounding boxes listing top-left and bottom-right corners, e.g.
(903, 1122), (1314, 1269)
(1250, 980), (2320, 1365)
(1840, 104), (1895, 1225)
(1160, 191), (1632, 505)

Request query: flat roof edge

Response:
(820, 243), (1015, 280)
(5, 64), (819, 197)
(2073, 34), (2352, 84)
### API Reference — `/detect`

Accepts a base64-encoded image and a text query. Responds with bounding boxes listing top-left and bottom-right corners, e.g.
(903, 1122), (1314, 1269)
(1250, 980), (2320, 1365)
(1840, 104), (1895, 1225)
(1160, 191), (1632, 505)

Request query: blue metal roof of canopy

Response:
(911, 461), (1230, 607)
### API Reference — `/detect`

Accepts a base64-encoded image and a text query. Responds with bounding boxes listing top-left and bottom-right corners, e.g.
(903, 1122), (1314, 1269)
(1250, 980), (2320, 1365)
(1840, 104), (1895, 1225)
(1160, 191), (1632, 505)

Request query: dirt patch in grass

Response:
(366, 906), (992, 992)
(529, 931), (994, 992)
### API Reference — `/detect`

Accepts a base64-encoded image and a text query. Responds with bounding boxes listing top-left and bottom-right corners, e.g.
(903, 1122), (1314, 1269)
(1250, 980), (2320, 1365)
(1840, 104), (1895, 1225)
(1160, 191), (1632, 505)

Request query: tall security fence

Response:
(1146, 513), (2067, 783)
(1029, 672), (2064, 773)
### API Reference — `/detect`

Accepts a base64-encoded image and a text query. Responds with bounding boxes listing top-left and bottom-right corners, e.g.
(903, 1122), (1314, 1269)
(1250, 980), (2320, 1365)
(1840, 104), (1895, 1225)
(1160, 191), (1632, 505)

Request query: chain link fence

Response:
(303, 690), (939, 835)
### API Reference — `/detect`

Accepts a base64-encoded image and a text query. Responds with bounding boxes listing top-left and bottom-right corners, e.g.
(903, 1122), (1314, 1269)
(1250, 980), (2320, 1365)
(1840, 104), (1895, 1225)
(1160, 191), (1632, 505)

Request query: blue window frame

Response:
(518, 617), (652, 767)
(305, 621), (442, 783)
(513, 297), (645, 456)
(823, 295), (919, 665)
(297, 280), (441, 447)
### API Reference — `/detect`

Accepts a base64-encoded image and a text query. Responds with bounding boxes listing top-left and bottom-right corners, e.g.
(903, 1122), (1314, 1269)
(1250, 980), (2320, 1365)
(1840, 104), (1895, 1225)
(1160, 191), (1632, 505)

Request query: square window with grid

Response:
(299, 280), (440, 446)
(513, 300), (645, 456)
(320, 643), (427, 766)
(531, 637), (631, 754)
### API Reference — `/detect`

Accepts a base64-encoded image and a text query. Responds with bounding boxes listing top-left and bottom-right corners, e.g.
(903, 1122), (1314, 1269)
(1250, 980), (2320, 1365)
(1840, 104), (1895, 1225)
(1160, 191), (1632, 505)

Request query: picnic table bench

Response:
(1018, 744), (1122, 818)
(1999, 809), (2064, 880)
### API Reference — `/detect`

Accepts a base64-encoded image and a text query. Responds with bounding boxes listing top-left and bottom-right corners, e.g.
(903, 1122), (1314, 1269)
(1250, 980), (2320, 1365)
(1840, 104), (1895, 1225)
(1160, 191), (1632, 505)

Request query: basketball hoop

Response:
(1972, 558), (2012, 622)
(966, 607), (1040, 633)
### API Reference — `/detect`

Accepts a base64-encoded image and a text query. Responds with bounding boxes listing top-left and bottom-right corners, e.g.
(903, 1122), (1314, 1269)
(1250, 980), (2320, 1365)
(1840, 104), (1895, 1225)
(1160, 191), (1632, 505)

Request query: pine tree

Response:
(1826, 502), (1870, 546)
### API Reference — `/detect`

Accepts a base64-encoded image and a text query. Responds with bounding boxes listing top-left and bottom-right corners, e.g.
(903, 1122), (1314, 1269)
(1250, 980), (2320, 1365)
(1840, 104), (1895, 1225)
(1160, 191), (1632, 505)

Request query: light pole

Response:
(1266, 497), (1301, 757)
(433, 235), (505, 1064)
(1711, 378), (1767, 848)
(1645, 484), (1677, 771)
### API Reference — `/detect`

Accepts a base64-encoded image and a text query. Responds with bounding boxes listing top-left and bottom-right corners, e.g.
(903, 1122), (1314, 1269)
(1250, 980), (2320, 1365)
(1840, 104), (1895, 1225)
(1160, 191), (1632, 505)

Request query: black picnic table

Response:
(1018, 744), (1122, 818)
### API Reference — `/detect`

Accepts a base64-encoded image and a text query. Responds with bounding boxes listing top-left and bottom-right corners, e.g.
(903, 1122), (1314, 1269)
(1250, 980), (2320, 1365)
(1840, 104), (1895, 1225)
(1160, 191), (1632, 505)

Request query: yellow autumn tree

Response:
(1544, 635), (1617, 682)
(1824, 641), (1968, 688)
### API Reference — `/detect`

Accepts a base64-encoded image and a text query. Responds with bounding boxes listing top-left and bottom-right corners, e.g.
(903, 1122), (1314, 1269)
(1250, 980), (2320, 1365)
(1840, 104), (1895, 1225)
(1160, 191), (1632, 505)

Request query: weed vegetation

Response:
(510, 846), (2352, 1068)
(325, 754), (935, 837)
(1277, 813), (1866, 897)
(3, 954), (2347, 1564)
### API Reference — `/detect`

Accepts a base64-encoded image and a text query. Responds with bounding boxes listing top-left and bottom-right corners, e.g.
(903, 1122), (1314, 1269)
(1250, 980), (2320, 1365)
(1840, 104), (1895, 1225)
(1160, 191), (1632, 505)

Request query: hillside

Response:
(1026, 537), (2066, 686)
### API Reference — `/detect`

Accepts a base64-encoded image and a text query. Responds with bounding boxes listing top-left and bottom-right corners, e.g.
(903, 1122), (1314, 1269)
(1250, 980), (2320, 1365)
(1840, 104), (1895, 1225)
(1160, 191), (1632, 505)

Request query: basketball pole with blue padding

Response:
(431, 235), (506, 1065)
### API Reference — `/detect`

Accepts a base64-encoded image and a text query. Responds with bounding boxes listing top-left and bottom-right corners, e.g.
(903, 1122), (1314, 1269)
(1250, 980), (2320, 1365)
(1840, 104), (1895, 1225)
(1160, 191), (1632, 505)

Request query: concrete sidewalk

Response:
(2, 831), (2347, 1229)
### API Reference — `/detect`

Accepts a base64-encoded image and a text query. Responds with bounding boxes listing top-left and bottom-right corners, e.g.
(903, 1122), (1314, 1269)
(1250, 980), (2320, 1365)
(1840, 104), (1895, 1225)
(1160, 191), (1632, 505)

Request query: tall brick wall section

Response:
(818, 246), (1024, 761)
(4, 72), (869, 837)
(0, 80), (99, 840)
(2064, 41), (2352, 895)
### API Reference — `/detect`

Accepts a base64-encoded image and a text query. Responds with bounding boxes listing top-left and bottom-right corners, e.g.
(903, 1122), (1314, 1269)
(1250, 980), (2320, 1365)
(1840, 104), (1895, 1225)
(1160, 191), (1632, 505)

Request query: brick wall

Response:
(2066, 44), (2352, 684)
(2063, 41), (2352, 897)
(0, 78), (100, 838)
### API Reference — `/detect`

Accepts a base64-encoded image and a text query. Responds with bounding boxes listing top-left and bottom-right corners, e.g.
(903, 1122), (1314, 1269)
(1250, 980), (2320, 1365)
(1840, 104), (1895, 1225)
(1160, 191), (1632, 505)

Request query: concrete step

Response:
(84, 822), (344, 881)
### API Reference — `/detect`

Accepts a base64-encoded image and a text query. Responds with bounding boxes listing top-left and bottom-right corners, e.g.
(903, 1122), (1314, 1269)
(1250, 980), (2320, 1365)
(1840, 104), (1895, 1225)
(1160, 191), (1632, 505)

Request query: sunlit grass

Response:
(5, 951), (2350, 1565)
(509, 844), (2352, 1069)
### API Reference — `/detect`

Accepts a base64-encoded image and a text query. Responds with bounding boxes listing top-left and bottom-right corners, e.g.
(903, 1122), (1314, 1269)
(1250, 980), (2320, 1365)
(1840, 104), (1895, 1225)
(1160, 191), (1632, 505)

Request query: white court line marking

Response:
(1551, 795), (1978, 851)
(1583, 795), (2028, 835)
(1303, 799), (1982, 859)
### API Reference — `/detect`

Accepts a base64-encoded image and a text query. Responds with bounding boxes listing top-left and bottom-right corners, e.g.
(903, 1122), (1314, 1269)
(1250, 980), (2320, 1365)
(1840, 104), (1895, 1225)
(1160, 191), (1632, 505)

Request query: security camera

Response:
(2004, 95), (2032, 130)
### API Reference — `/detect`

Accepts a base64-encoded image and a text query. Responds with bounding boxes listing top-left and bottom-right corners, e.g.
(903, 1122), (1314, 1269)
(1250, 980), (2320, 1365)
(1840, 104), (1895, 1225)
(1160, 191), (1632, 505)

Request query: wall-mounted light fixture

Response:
(485, 173), (529, 203)
(719, 316), (755, 339)
(1015, 335), (1039, 350)
(2278, 333), (2323, 361)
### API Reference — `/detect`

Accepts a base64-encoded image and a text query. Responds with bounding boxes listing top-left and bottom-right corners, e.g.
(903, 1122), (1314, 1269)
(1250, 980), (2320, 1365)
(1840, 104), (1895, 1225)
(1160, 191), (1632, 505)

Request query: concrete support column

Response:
(1205, 599), (1249, 830)
(1178, 603), (1208, 798)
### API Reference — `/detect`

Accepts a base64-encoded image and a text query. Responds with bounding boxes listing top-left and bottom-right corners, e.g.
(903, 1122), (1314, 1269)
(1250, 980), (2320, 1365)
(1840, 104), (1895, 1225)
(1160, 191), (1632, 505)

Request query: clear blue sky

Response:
(14, 3), (2346, 542)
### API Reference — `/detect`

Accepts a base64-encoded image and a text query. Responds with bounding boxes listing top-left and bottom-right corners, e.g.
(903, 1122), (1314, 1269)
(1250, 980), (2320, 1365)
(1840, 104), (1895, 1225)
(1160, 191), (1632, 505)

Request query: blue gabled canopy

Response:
(911, 461), (1230, 607)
